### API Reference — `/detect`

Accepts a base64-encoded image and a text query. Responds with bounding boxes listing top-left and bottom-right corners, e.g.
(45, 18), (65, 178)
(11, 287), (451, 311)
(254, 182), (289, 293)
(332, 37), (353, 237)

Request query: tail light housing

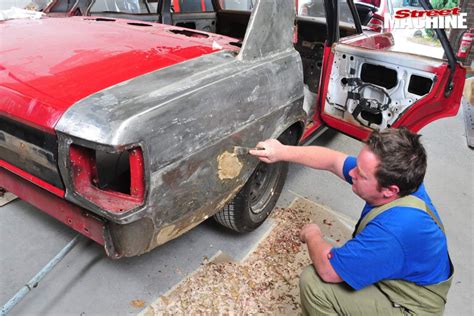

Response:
(367, 14), (384, 33)
(69, 144), (145, 213)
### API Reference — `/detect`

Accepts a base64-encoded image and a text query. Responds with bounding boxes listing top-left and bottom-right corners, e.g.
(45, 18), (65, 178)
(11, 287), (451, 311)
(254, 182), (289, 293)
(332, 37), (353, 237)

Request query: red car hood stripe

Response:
(0, 17), (237, 132)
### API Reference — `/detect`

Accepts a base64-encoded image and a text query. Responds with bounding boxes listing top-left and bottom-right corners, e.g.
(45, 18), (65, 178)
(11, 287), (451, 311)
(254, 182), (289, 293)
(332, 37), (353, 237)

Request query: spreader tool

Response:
(233, 146), (264, 155)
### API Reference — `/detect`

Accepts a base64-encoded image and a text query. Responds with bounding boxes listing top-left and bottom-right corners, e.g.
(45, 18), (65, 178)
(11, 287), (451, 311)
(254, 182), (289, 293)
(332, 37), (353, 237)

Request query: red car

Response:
(0, 0), (465, 258)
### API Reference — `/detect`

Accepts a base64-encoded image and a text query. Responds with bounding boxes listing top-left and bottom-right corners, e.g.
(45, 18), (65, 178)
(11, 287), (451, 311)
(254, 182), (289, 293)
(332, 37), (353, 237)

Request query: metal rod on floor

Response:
(1, 234), (82, 316)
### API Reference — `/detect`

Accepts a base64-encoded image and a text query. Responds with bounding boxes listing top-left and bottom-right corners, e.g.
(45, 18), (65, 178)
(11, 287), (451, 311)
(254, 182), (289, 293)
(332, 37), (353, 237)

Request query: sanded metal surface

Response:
(52, 0), (305, 256)
(238, 0), (295, 61)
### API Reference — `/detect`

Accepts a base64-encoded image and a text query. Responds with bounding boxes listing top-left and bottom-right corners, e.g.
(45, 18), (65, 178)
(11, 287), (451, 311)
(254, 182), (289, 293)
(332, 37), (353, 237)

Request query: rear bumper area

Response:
(1, 167), (106, 246)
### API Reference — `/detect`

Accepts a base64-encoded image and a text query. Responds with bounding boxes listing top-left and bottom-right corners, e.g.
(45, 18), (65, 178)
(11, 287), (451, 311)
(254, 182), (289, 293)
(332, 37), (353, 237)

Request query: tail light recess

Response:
(69, 144), (145, 213)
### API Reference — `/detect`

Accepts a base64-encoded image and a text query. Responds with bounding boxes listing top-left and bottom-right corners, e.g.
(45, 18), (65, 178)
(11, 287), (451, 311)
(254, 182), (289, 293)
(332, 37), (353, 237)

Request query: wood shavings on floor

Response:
(141, 197), (353, 315)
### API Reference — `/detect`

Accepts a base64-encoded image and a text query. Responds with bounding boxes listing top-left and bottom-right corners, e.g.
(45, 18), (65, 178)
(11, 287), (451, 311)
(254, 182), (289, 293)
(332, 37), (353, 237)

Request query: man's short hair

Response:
(366, 127), (427, 197)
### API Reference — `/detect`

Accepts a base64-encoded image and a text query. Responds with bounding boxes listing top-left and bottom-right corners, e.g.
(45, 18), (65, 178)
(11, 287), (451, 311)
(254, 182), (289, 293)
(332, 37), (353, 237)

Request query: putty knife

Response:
(234, 146), (264, 155)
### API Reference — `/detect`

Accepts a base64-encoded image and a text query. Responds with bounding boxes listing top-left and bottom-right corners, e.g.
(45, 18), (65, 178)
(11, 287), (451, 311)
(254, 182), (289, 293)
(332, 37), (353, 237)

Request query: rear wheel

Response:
(214, 129), (297, 232)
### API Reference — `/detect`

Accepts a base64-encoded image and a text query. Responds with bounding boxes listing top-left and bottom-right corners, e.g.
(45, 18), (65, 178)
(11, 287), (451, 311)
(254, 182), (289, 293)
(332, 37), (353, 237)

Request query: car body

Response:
(1, 0), (304, 258)
(0, 0), (466, 258)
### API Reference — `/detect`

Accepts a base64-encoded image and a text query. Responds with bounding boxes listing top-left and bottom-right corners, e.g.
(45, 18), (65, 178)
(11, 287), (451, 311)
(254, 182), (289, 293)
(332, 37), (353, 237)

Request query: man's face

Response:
(348, 146), (384, 205)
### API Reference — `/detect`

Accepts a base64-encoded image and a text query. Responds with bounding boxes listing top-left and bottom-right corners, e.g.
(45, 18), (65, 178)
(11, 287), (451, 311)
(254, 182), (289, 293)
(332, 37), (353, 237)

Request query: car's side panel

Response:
(118, 99), (304, 257)
(55, 48), (305, 256)
(56, 51), (305, 215)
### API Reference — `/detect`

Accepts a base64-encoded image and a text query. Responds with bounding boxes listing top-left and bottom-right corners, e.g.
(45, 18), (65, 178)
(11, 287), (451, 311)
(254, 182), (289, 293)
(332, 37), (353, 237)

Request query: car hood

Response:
(0, 17), (238, 132)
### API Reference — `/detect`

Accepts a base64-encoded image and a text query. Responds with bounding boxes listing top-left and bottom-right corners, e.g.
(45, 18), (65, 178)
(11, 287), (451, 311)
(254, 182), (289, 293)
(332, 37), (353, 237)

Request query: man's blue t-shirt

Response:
(329, 156), (451, 291)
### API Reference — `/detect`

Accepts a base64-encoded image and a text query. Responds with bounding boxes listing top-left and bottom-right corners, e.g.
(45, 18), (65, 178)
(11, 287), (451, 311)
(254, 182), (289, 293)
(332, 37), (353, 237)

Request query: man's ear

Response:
(381, 185), (400, 198)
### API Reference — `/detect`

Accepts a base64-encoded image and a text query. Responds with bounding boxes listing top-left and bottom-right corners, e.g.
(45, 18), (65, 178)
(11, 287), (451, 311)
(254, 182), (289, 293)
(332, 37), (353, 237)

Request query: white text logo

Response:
(384, 8), (467, 29)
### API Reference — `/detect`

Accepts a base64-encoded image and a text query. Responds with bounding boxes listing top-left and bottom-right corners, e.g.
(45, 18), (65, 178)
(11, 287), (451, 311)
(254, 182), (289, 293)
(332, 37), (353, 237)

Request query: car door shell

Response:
(313, 0), (466, 141)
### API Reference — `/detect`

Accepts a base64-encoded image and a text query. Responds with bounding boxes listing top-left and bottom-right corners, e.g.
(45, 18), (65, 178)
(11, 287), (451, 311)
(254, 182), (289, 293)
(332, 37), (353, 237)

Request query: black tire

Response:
(214, 129), (297, 232)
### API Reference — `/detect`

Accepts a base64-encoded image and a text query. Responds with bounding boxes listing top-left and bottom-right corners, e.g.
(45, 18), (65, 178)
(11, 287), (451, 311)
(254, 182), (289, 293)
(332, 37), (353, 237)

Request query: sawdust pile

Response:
(142, 198), (353, 315)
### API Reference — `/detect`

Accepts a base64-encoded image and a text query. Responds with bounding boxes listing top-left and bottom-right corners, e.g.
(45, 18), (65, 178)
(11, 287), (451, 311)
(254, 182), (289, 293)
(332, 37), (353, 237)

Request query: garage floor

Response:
(1, 104), (472, 315)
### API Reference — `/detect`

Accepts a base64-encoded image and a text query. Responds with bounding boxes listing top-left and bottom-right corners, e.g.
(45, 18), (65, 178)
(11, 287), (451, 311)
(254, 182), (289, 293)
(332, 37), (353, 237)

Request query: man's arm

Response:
(300, 224), (343, 283)
(249, 139), (348, 180)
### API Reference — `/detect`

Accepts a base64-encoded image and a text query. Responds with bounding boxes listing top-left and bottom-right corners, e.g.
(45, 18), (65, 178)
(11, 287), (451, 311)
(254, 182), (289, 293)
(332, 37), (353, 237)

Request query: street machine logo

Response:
(384, 8), (467, 29)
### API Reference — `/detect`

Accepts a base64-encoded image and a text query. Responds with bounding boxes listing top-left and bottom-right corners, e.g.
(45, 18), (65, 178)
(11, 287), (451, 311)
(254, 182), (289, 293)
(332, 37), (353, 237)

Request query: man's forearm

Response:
(281, 145), (347, 176)
(305, 235), (343, 283)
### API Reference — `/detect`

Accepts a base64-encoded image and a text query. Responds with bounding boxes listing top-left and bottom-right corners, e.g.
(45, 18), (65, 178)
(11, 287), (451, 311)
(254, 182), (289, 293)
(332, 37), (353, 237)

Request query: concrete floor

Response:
(1, 106), (473, 315)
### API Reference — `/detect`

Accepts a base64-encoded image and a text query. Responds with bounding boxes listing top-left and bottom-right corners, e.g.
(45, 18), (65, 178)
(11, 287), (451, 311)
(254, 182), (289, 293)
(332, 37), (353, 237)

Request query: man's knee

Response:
(300, 265), (323, 294)
(300, 265), (332, 315)
(299, 266), (403, 316)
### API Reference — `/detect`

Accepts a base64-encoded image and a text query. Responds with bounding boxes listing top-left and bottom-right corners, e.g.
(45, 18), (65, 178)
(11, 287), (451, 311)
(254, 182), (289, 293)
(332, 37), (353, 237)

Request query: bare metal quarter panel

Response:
(55, 0), (305, 256)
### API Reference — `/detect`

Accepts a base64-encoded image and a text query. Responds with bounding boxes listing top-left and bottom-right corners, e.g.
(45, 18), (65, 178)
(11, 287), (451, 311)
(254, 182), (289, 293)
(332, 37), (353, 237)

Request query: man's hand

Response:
(249, 139), (287, 163)
(249, 140), (348, 180)
(300, 223), (343, 283)
(300, 223), (322, 244)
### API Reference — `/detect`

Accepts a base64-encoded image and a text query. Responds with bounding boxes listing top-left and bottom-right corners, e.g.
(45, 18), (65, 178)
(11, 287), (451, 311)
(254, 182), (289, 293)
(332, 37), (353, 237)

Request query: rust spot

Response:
(217, 151), (242, 180)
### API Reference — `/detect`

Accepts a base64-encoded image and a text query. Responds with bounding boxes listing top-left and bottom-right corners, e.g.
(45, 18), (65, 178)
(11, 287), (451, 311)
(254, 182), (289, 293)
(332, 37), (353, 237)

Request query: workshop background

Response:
(1, 0), (473, 315)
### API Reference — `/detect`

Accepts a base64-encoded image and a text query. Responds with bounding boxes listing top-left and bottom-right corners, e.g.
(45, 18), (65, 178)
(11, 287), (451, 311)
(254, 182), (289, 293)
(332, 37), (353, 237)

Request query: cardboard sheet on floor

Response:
(139, 197), (354, 315)
(0, 191), (18, 207)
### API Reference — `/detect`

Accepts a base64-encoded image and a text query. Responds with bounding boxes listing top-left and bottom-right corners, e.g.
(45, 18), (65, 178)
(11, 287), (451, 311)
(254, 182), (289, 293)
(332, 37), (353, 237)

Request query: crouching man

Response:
(250, 127), (452, 315)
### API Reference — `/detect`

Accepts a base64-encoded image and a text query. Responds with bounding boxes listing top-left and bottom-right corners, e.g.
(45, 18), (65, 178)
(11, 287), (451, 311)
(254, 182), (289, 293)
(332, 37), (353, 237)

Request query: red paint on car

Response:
(0, 17), (238, 133)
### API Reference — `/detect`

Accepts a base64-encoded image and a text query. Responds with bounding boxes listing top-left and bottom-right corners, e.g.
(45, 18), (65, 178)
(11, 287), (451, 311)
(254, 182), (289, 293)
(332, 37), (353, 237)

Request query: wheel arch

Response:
(278, 120), (306, 145)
